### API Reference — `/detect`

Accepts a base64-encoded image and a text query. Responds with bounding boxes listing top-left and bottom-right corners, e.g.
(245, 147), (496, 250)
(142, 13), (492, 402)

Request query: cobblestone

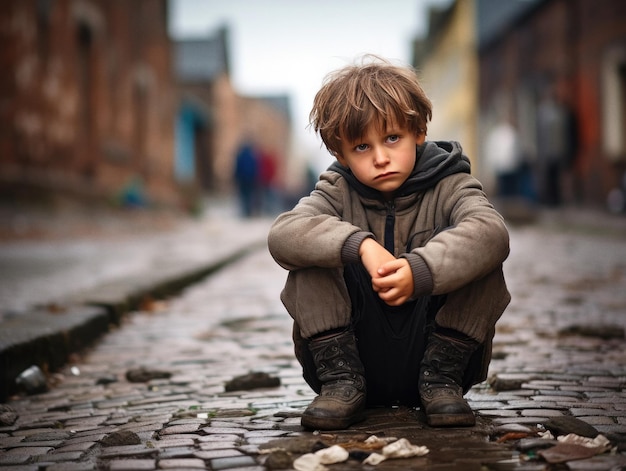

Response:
(0, 210), (626, 469)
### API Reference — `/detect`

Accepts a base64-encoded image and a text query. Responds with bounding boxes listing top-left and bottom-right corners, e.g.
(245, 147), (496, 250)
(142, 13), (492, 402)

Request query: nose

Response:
(373, 146), (389, 167)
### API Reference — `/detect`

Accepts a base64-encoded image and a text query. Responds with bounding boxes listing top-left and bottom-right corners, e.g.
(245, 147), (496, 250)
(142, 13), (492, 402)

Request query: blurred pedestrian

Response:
(536, 86), (578, 206)
(258, 148), (279, 215)
(485, 118), (522, 198)
(233, 141), (259, 218)
(268, 56), (510, 431)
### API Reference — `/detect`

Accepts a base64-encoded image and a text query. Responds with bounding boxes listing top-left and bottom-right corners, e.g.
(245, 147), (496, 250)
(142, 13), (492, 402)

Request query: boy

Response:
(267, 56), (510, 430)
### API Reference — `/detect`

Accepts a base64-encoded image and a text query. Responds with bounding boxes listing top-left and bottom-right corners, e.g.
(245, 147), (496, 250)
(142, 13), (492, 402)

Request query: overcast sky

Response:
(169, 0), (452, 167)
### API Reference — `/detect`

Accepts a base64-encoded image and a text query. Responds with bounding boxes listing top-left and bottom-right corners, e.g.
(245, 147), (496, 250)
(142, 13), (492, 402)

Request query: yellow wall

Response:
(416, 0), (480, 175)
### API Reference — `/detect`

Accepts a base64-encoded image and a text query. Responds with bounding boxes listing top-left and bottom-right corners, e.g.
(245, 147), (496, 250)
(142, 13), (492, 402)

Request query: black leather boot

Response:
(419, 329), (479, 427)
(301, 329), (366, 430)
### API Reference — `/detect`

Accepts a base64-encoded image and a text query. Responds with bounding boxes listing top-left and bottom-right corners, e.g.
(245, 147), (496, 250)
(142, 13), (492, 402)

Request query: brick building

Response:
(174, 28), (291, 196)
(0, 0), (180, 207)
(478, 0), (626, 207)
(413, 0), (480, 175)
(415, 0), (626, 209)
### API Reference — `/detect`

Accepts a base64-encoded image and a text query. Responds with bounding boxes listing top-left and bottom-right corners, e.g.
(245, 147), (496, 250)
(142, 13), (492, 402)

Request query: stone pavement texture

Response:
(0, 201), (269, 401)
(1, 204), (626, 470)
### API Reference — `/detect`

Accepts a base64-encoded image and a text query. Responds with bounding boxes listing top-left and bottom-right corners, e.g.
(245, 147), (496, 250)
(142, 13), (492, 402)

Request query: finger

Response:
(371, 280), (390, 293)
(377, 260), (402, 276)
(375, 273), (401, 290)
(381, 295), (403, 307)
(371, 277), (387, 290)
(378, 287), (398, 302)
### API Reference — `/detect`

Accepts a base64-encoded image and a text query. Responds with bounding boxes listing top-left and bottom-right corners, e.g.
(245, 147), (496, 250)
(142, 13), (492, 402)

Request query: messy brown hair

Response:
(309, 55), (433, 157)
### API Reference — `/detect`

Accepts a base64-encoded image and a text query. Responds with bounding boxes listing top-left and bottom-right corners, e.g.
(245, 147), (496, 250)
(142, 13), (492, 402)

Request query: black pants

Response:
(293, 264), (486, 407)
(346, 263), (438, 406)
(293, 264), (488, 407)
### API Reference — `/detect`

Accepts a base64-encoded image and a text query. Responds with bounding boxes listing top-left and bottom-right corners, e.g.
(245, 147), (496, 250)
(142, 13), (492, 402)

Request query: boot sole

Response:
(427, 413), (476, 427)
(301, 411), (365, 431)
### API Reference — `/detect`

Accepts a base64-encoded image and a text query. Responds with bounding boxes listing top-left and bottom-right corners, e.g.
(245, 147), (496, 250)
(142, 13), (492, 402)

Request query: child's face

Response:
(337, 121), (425, 199)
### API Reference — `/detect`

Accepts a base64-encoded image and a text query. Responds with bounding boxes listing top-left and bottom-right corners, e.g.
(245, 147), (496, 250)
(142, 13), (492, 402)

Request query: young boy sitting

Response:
(267, 56), (510, 430)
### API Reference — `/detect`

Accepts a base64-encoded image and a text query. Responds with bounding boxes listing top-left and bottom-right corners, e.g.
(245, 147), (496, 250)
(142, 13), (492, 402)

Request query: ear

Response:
(414, 132), (426, 145)
(335, 153), (349, 168)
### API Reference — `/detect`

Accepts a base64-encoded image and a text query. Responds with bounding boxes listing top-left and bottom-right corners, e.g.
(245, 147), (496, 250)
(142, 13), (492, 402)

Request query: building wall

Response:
(414, 0), (480, 174)
(0, 0), (179, 206)
(210, 73), (241, 191)
(237, 96), (291, 192)
(178, 74), (291, 195)
(479, 0), (626, 207)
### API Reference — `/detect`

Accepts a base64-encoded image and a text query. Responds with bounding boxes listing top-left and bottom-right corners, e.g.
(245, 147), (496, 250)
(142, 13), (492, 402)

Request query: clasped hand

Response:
(358, 238), (414, 306)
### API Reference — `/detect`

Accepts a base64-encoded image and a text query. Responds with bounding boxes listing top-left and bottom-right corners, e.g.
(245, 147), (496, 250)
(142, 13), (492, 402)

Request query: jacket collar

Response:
(328, 141), (471, 202)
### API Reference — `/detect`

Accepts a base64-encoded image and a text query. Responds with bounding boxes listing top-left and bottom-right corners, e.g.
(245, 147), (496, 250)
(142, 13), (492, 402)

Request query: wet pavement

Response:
(1, 206), (626, 470)
(0, 200), (257, 316)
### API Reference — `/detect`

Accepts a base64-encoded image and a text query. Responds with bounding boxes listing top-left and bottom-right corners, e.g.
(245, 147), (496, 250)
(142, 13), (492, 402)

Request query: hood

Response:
(328, 140), (471, 200)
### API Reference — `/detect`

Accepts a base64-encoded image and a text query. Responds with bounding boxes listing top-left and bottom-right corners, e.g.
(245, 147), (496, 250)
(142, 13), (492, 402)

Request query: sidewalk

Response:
(1, 202), (626, 469)
(0, 199), (273, 402)
(1, 206), (625, 470)
(1, 201), (625, 401)
(2, 200), (626, 402)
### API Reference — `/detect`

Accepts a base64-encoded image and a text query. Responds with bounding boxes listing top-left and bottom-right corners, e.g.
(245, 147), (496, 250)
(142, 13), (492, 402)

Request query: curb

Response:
(0, 240), (265, 403)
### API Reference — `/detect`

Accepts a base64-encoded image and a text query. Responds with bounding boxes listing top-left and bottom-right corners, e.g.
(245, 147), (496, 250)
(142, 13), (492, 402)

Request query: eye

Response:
(354, 143), (369, 152)
(386, 135), (400, 143)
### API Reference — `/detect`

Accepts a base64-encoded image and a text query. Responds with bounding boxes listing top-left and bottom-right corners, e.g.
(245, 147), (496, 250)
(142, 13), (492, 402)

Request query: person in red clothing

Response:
(258, 148), (279, 215)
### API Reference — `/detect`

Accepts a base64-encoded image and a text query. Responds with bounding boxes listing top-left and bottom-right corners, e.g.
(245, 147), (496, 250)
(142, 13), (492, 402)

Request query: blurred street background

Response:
(2, 0), (626, 221)
(1, 0), (626, 469)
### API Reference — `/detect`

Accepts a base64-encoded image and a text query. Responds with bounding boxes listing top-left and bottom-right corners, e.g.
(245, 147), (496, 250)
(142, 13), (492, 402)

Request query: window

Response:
(602, 46), (626, 161)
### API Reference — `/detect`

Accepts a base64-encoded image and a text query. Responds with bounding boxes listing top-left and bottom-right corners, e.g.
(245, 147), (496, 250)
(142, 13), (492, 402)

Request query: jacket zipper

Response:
(384, 201), (395, 253)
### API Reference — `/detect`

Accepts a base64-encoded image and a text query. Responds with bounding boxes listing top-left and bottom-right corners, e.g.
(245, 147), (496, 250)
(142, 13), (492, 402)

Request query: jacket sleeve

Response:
(403, 173), (510, 297)
(267, 171), (372, 271)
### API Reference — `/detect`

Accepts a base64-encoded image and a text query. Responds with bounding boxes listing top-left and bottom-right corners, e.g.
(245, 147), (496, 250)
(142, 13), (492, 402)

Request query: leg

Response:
(280, 266), (352, 339)
(293, 264), (437, 408)
(419, 266), (510, 427)
(300, 328), (366, 430)
(281, 267), (366, 430)
(345, 263), (434, 406)
(419, 329), (480, 426)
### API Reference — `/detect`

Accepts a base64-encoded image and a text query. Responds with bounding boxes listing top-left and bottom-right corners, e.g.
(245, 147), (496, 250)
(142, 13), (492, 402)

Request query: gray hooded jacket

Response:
(268, 141), (510, 299)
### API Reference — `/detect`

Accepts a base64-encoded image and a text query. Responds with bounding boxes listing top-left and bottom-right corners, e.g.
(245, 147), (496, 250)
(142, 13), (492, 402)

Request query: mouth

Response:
(375, 172), (397, 180)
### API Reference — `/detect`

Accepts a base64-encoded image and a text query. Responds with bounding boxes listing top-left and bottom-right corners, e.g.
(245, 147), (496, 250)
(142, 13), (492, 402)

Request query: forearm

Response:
(268, 212), (360, 270)
(413, 212), (509, 295)
(407, 179), (509, 296)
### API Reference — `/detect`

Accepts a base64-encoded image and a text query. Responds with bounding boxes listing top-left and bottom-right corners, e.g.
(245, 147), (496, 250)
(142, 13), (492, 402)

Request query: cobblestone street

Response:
(1, 213), (626, 470)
